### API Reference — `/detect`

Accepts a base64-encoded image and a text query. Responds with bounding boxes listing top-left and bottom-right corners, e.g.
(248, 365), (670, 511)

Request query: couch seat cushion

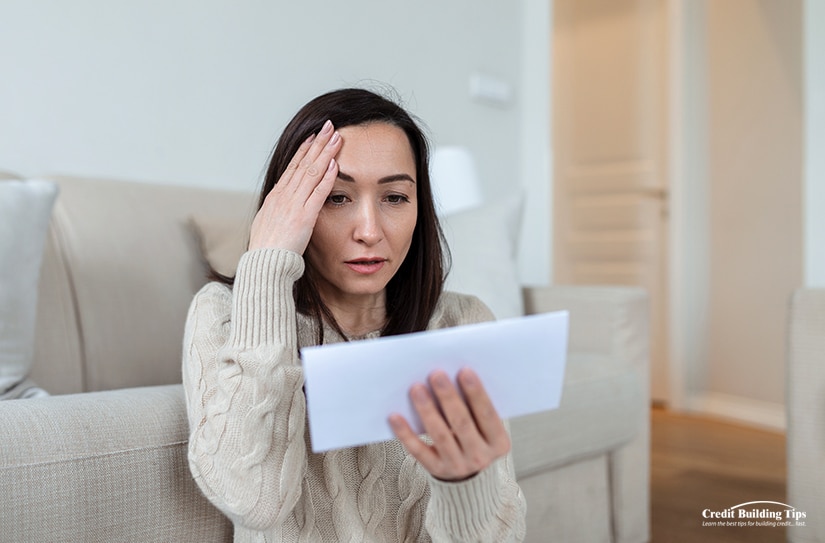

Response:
(0, 385), (231, 541)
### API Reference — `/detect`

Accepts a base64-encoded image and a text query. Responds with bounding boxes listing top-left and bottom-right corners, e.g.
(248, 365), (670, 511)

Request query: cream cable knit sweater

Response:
(183, 248), (526, 542)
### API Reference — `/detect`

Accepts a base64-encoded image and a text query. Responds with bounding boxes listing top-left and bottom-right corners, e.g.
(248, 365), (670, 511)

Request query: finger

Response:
(409, 383), (465, 463)
(428, 371), (487, 452)
(457, 368), (510, 453)
(279, 133), (316, 188)
(388, 413), (439, 467)
(303, 157), (338, 213)
(291, 129), (342, 201)
(277, 120), (335, 197)
(293, 121), (337, 180)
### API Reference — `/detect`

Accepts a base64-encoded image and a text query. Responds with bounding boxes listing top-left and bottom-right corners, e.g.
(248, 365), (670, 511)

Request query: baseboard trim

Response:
(686, 392), (786, 432)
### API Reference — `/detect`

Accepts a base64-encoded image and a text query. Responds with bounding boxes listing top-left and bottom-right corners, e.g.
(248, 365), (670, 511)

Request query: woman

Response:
(183, 88), (527, 542)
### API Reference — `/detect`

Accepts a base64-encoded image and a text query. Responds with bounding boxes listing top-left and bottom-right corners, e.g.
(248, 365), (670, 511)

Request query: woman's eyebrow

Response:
(337, 171), (416, 184)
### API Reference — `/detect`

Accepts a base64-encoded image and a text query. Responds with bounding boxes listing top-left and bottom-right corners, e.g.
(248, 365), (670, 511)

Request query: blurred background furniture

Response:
(787, 287), (825, 543)
(0, 174), (650, 542)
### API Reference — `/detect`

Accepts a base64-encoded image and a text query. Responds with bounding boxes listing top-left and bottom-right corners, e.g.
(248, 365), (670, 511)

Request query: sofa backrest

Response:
(31, 176), (255, 394)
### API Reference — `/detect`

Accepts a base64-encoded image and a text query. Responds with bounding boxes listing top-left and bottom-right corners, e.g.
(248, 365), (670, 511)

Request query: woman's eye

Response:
(327, 194), (348, 205)
(386, 194), (410, 204)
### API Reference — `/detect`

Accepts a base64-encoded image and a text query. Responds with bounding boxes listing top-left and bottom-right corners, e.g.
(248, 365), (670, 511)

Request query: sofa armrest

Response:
(786, 288), (825, 542)
(514, 286), (650, 467)
(0, 385), (231, 542)
(520, 285), (651, 543)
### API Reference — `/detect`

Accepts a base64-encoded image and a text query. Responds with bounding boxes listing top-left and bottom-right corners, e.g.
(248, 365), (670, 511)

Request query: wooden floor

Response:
(651, 408), (787, 543)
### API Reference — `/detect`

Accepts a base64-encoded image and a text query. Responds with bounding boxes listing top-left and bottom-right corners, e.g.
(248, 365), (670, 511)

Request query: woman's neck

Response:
(322, 292), (387, 338)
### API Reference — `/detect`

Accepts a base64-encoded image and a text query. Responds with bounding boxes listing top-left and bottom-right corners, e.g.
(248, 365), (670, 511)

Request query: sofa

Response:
(0, 174), (650, 542)
(787, 287), (825, 543)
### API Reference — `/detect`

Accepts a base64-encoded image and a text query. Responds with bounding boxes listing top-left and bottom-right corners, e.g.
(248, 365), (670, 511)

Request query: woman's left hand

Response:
(389, 368), (511, 482)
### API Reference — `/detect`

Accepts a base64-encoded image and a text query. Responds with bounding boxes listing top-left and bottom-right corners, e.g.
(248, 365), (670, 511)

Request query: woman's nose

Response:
(352, 202), (383, 245)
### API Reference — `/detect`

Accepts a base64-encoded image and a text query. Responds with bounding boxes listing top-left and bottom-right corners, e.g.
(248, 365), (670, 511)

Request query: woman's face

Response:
(306, 122), (418, 307)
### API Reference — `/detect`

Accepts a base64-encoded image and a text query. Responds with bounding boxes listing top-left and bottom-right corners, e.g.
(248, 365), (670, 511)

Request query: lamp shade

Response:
(430, 146), (483, 216)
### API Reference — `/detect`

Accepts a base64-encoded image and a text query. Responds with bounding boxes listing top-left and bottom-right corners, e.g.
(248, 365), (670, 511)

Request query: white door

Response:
(552, 0), (671, 403)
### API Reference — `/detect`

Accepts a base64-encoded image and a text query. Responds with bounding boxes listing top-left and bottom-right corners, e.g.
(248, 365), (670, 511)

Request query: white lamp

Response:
(430, 146), (483, 216)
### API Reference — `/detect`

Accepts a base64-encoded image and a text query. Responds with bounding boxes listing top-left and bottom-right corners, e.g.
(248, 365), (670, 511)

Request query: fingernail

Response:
(321, 120), (333, 134)
(411, 385), (428, 403)
(305, 133), (316, 144)
(460, 368), (477, 386)
(328, 131), (340, 146)
(432, 372), (450, 390)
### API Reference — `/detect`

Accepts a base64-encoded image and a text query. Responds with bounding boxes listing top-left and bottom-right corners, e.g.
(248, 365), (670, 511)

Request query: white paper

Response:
(301, 310), (569, 453)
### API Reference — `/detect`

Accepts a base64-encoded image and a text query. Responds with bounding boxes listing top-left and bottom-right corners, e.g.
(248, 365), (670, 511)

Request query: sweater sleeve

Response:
(424, 430), (527, 542)
(182, 248), (307, 532)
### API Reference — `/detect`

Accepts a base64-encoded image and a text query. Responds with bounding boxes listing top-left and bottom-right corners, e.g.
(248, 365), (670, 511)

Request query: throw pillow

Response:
(441, 195), (525, 319)
(189, 213), (251, 278)
(0, 179), (59, 399)
(0, 171), (22, 181)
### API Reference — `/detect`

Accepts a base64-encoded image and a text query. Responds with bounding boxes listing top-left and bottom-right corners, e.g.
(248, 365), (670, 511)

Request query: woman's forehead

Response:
(335, 123), (416, 181)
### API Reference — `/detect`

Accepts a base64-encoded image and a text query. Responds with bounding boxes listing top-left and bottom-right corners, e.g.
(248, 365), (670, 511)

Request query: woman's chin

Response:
(321, 279), (390, 302)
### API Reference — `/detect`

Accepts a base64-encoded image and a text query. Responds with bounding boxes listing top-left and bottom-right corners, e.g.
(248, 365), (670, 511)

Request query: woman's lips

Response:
(345, 259), (387, 275)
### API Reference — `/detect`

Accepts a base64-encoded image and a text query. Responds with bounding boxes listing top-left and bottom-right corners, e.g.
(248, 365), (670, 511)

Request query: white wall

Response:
(518, 0), (552, 285)
(699, 0), (802, 429)
(0, 1), (551, 284)
(805, 0), (825, 288)
(0, 1), (519, 191)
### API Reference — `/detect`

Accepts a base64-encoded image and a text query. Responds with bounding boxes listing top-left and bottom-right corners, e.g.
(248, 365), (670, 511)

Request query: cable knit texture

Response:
(183, 248), (527, 542)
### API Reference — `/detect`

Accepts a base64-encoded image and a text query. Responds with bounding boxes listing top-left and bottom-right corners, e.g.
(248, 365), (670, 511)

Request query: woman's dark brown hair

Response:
(211, 88), (449, 340)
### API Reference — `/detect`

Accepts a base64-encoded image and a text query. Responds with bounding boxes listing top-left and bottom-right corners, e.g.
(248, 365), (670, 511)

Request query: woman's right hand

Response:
(249, 120), (342, 254)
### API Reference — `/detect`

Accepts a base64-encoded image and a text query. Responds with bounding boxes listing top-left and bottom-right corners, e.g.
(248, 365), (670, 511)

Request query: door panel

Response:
(553, 0), (670, 402)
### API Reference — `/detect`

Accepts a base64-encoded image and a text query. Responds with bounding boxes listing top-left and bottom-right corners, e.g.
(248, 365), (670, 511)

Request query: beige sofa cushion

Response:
(0, 385), (231, 541)
(189, 212), (250, 277)
(0, 171), (22, 181)
(31, 176), (254, 393)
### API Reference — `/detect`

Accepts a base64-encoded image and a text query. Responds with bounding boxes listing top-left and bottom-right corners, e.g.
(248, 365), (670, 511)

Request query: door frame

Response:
(665, 0), (710, 410)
